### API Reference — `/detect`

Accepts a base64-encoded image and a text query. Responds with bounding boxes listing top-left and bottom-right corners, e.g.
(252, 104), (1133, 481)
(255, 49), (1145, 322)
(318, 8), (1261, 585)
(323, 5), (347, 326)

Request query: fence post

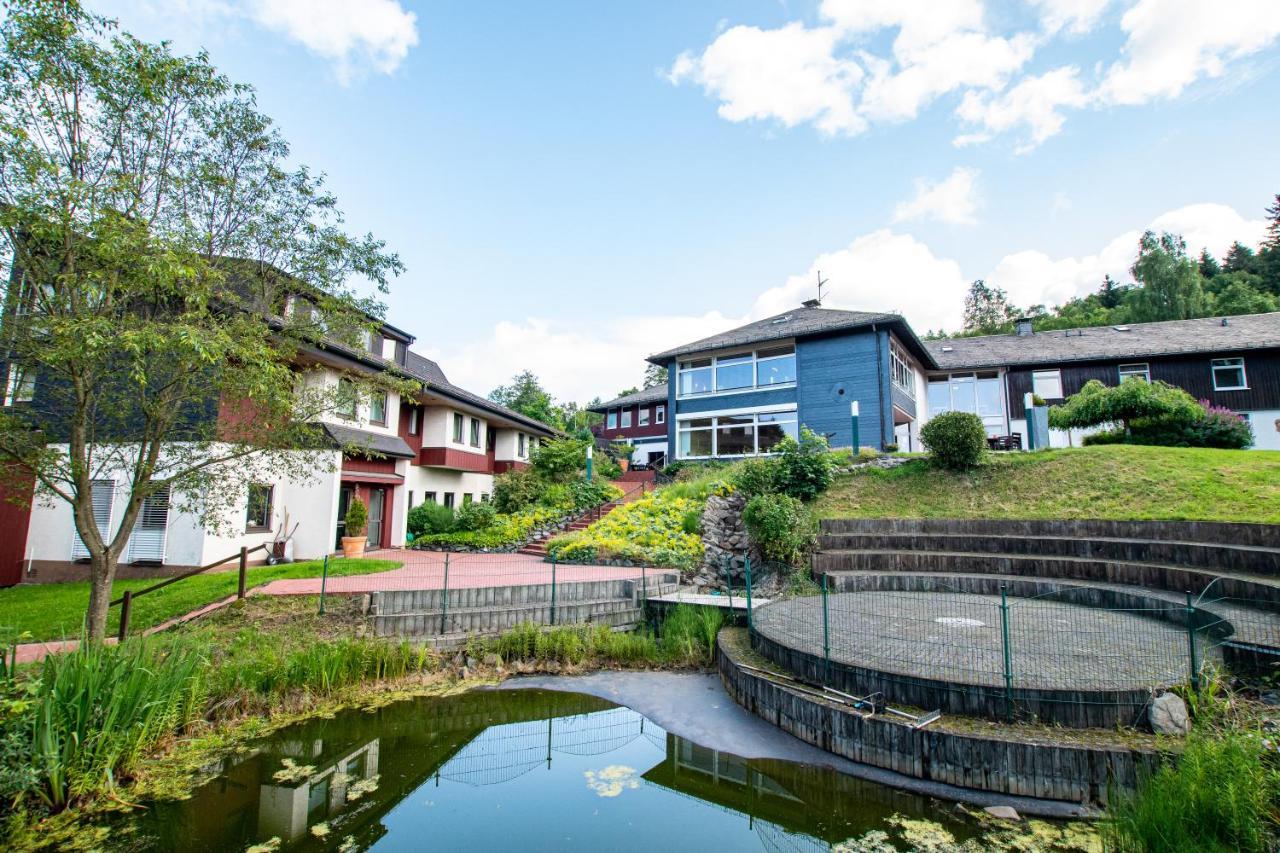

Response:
(999, 584), (1014, 723)
(318, 554), (330, 615)
(237, 546), (248, 599)
(1185, 590), (1200, 692)
(117, 590), (132, 643)
(641, 564), (648, 608)
(821, 573), (831, 683)
(550, 556), (558, 626)
(744, 557), (753, 633)
(439, 552), (450, 636)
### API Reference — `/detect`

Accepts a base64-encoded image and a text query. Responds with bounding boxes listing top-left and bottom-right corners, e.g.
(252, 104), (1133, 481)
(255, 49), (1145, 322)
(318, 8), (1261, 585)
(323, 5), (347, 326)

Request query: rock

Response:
(1149, 692), (1191, 735)
(459, 666), (471, 679)
(483, 653), (502, 667)
(465, 656), (478, 669)
(983, 806), (1020, 821)
(1260, 691), (1280, 707)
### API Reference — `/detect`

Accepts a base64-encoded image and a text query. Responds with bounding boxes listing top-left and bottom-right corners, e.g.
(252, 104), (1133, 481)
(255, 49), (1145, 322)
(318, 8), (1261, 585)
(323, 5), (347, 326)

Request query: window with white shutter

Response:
(127, 484), (171, 563)
(72, 480), (114, 560)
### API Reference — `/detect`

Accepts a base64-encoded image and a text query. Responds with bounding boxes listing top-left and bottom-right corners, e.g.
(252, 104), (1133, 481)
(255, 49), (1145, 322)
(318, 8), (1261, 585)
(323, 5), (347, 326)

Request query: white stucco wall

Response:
(422, 407), (488, 456)
(300, 367), (401, 438)
(1245, 409), (1280, 450)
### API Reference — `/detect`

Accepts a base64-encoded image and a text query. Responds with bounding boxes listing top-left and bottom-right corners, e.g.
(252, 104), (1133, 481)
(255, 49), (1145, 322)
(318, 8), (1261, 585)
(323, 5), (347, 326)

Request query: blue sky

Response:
(91, 1), (1280, 402)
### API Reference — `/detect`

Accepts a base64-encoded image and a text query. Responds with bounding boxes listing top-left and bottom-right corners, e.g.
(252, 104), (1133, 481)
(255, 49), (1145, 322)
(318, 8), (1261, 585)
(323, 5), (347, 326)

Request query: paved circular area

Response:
(753, 590), (1212, 691)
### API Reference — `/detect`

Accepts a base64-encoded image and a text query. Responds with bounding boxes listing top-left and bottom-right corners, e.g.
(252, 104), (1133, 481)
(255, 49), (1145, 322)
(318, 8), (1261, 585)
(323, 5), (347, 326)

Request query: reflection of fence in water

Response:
(438, 707), (659, 787)
(755, 820), (832, 853)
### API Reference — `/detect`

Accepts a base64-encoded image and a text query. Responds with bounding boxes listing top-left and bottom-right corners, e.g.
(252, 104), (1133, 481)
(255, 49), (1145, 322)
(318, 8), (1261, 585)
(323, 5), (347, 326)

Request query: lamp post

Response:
(585, 443), (593, 482)
(850, 400), (860, 452)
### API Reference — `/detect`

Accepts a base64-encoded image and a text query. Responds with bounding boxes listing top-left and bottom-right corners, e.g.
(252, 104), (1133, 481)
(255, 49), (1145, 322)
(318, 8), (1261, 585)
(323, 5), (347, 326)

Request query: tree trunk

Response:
(85, 551), (119, 642)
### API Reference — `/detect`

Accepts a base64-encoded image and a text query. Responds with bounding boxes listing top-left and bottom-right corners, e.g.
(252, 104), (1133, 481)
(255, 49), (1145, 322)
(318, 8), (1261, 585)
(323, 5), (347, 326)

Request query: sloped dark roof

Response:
(926, 312), (1280, 370)
(402, 350), (558, 436)
(589, 385), (668, 413)
(646, 307), (916, 364)
(322, 423), (415, 458)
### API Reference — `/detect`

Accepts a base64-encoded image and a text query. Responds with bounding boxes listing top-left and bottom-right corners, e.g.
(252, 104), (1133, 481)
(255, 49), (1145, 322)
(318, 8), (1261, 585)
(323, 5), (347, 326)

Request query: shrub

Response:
(732, 457), (780, 498)
(772, 427), (836, 501)
(407, 502), (455, 537)
(568, 480), (620, 511)
(883, 442), (899, 453)
(1105, 731), (1279, 852)
(492, 467), (543, 513)
(531, 437), (591, 483)
(1048, 378), (1203, 433)
(681, 508), (702, 535)
(343, 497), (367, 538)
(920, 411), (986, 470)
(742, 493), (816, 564)
(453, 500), (496, 532)
(545, 494), (704, 569)
(1081, 402), (1253, 450)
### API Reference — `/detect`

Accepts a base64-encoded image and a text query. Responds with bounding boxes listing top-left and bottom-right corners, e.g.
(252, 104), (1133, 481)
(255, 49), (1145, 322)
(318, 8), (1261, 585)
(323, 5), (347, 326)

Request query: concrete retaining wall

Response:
(718, 629), (1159, 804)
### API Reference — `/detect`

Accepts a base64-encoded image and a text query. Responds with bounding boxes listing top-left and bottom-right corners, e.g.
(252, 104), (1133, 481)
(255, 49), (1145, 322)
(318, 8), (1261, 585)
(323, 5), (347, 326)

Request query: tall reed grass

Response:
(1104, 731), (1280, 852)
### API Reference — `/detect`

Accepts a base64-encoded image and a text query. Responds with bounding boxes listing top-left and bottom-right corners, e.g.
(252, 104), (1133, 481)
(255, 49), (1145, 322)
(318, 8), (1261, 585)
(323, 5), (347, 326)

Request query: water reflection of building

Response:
(257, 738), (380, 842)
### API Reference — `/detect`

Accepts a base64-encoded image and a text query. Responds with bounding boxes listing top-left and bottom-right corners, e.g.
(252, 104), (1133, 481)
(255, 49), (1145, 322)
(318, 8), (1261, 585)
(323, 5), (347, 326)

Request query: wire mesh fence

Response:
(360, 552), (677, 639)
(738, 558), (1271, 728)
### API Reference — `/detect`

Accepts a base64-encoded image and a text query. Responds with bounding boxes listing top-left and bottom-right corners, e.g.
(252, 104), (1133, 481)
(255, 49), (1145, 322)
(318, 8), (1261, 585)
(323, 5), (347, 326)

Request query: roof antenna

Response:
(803, 271), (828, 309)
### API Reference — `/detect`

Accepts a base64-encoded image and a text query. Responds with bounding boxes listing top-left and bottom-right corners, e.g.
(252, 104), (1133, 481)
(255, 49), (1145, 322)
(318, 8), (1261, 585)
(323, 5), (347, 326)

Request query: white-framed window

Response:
(890, 342), (915, 399)
(1031, 369), (1064, 400)
(638, 408), (650, 427)
(676, 345), (796, 398)
(336, 378), (357, 419)
(656, 405), (665, 424)
(1211, 357), (1247, 391)
(676, 409), (798, 459)
(928, 372), (1005, 433)
(72, 479), (115, 560)
(369, 392), (387, 425)
(408, 406), (420, 435)
(606, 410), (618, 430)
(127, 484), (171, 563)
(3, 365), (35, 406)
(246, 483), (273, 531)
(469, 418), (481, 447)
(518, 433), (526, 457)
(1118, 363), (1150, 383)
(452, 412), (464, 442)
(621, 409), (632, 428)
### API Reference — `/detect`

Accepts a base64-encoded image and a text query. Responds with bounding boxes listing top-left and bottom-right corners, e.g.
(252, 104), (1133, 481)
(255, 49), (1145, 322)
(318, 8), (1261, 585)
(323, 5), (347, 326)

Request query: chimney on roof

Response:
(802, 298), (821, 308)
(1014, 317), (1034, 336)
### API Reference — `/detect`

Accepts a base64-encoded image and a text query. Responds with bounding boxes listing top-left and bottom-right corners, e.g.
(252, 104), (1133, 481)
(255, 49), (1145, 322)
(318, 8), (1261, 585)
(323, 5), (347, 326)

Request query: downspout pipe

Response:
(873, 324), (888, 450)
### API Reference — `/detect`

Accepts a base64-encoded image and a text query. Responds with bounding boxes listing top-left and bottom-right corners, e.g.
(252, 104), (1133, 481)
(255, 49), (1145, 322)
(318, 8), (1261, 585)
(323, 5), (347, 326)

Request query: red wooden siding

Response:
(419, 447), (492, 473)
(594, 403), (668, 440)
(0, 466), (33, 586)
(492, 460), (529, 474)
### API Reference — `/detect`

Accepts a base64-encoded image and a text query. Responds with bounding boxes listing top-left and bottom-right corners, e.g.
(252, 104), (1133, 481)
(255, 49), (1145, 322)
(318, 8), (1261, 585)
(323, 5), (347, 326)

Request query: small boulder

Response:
(983, 806), (1020, 821)
(1149, 692), (1191, 735)
(483, 653), (502, 667)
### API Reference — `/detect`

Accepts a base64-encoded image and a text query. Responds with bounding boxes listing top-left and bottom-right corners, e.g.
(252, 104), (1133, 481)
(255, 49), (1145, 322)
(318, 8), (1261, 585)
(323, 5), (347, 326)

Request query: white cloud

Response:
(667, 23), (865, 136)
(954, 66), (1090, 151)
(892, 167), (982, 225)
(93, 0), (419, 82)
(750, 230), (971, 331)
(246, 0), (418, 82)
(435, 203), (1266, 399)
(671, 0), (1280, 148)
(1029, 0), (1112, 35)
(1098, 0), (1280, 105)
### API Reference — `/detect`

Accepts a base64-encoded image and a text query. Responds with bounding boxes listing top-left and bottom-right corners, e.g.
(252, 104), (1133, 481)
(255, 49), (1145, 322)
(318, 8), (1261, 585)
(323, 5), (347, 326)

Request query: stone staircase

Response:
(369, 573), (679, 648)
(515, 482), (649, 558)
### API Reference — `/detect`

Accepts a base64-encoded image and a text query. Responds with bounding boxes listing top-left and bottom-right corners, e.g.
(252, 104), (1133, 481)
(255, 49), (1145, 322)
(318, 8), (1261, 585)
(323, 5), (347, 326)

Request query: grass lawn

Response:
(0, 557), (400, 644)
(816, 444), (1280, 523)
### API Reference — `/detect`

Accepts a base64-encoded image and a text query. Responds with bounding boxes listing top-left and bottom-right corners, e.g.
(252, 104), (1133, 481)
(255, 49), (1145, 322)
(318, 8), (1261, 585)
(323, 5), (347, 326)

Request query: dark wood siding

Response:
(1007, 347), (1280, 419)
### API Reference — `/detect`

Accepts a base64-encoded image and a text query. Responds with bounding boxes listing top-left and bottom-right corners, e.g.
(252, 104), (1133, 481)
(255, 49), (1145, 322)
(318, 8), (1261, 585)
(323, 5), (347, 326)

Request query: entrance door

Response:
(335, 485), (354, 548)
(367, 488), (385, 549)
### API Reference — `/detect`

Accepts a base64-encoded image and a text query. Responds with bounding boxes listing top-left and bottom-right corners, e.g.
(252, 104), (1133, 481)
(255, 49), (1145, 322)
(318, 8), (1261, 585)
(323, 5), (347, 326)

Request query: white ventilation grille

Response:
(72, 479), (115, 560)
(127, 484), (171, 563)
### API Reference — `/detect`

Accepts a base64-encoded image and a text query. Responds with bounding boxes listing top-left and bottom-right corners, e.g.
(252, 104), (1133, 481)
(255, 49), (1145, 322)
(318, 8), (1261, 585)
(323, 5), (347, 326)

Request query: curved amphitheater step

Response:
(820, 570), (1280, 655)
(815, 518), (1280, 607)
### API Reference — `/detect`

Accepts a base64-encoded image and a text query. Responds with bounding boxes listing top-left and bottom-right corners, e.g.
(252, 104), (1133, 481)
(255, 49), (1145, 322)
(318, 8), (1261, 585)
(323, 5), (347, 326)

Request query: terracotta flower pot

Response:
(341, 536), (367, 559)
(618, 459), (630, 472)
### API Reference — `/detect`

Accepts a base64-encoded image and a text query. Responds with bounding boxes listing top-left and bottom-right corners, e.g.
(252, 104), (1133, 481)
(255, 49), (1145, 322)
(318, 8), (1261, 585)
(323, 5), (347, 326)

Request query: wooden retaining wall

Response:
(819, 518), (1280, 549)
(718, 630), (1160, 804)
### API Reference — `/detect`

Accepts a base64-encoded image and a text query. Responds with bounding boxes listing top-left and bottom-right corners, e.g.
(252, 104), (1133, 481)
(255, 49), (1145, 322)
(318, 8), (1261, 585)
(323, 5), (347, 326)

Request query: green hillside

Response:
(815, 445), (1280, 523)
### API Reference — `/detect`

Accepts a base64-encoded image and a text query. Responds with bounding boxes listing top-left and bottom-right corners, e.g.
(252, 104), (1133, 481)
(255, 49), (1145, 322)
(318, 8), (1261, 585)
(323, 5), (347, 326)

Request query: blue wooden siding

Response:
(891, 384), (917, 419)
(674, 385), (798, 417)
(796, 330), (893, 449)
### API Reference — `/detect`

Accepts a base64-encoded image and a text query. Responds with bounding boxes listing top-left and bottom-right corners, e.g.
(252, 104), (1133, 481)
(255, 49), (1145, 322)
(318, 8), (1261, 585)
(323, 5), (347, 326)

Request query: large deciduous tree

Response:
(488, 370), (563, 429)
(1127, 231), (1206, 323)
(0, 2), (403, 639)
(962, 279), (1020, 335)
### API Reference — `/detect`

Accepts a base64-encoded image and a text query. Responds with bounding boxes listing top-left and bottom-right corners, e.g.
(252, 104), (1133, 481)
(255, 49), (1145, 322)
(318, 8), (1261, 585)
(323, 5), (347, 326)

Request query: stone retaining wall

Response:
(718, 629), (1159, 804)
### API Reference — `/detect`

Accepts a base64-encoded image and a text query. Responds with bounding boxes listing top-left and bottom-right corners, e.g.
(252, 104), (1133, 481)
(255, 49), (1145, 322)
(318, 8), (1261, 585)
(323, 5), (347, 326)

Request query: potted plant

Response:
(612, 437), (635, 472)
(342, 496), (368, 558)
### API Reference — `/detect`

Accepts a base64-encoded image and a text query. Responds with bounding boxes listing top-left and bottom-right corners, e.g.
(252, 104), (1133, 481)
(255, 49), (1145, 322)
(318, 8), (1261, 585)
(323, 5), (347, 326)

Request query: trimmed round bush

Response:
(407, 501), (454, 537)
(920, 411), (986, 470)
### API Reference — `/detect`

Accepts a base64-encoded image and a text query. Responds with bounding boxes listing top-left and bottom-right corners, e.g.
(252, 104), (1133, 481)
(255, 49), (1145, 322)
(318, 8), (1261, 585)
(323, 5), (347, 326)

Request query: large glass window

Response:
(756, 346), (796, 386)
(976, 372), (1002, 417)
(927, 378), (951, 417)
(715, 415), (755, 455)
(928, 372), (1004, 430)
(949, 374), (977, 413)
(1032, 369), (1064, 400)
(677, 346), (797, 397)
(335, 378), (357, 419)
(1211, 357), (1247, 390)
(452, 412), (464, 442)
(677, 411), (798, 458)
(607, 410), (617, 429)
(621, 409), (632, 428)
(890, 343), (915, 398)
(469, 417), (481, 447)
(678, 359), (713, 396)
(369, 392), (387, 425)
(715, 355), (754, 391)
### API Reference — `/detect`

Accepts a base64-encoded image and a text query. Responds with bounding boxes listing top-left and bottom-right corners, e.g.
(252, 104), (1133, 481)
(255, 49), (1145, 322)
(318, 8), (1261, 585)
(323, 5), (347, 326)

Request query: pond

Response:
(119, 685), (1059, 852)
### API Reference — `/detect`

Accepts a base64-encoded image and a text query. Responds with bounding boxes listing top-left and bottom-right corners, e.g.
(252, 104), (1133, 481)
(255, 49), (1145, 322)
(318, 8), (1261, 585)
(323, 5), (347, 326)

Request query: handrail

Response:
(111, 543), (268, 642)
